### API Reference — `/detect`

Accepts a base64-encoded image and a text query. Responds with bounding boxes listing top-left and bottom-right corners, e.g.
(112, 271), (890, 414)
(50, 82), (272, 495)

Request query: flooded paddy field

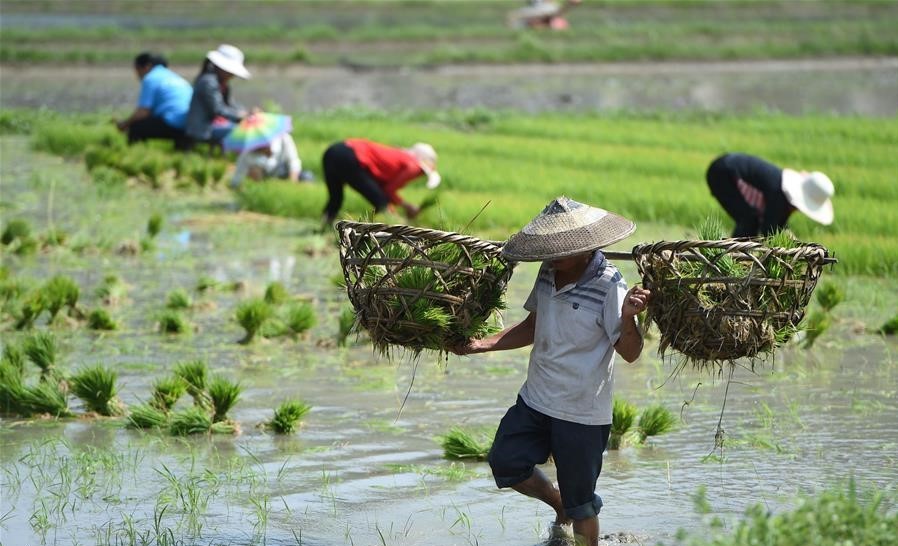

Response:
(1, 136), (896, 545)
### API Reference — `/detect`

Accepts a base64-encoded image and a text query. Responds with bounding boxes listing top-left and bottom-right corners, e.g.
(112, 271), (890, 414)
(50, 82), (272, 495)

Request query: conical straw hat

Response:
(502, 196), (636, 262)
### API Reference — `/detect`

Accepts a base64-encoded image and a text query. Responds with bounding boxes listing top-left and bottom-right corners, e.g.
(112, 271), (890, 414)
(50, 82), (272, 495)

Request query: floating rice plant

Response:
(337, 307), (356, 347)
(157, 310), (190, 334)
(637, 404), (676, 443)
(87, 308), (117, 330)
(265, 399), (311, 434)
(286, 302), (316, 335)
(207, 376), (241, 423)
(802, 310), (831, 349)
(236, 298), (273, 343)
(126, 403), (168, 429)
(264, 282), (288, 305)
(1, 219), (31, 246)
(165, 288), (192, 310)
(878, 313), (898, 336)
(440, 426), (493, 461)
(168, 407), (212, 436)
(173, 360), (210, 409)
(147, 213), (163, 239)
(22, 331), (58, 380)
(610, 398), (638, 449)
(41, 275), (80, 320)
(150, 376), (187, 412)
(69, 364), (124, 416)
(815, 281), (844, 312)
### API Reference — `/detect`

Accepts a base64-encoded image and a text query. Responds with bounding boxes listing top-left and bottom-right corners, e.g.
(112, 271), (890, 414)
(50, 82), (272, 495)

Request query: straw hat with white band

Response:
(407, 142), (441, 189)
(502, 196), (636, 262)
(207, 44), (251, 80)
(781, 169), (834, 225)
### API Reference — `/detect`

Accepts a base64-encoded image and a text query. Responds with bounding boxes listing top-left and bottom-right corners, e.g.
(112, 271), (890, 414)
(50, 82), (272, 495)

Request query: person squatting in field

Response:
(320, 138), (441, 226)
(706, 152), (834, 237)
(452, 196), (650, 546)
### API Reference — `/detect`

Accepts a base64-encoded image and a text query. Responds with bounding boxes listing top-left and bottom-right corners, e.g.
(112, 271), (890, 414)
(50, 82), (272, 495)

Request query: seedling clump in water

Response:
(265, 399), (311, 434)
(69, 364), (125, 416)
(236, 298), (273, 343)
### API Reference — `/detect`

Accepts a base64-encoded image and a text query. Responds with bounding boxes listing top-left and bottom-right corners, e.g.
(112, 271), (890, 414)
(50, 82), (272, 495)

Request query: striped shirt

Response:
(736, 178), (765, 214)
(519, 252), (628, 425)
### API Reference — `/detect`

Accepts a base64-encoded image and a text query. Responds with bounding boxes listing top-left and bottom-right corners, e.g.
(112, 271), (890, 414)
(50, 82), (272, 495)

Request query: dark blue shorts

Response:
(488, 396), (611, 520)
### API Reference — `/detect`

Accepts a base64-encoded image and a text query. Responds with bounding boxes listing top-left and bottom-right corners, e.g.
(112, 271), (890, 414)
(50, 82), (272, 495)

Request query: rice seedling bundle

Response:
(150, 376), (187, 411)
(285, 302), (316, 334)
(69, 364), (125, 416)
(157, 310), (190, 334)
(168, 406), (213, 436)
(265, 399), (311, 434)
(126, 403), (168, 429)
(207, 376), (241, 422)
(633, 232), (832, 370)
(337, 221), (514, 356)
(147, 213), (163, 239)
(263, 282), (288, 305)
(610, 397), (638, 449)
(636, 404), (676, 443)
(235, 298), (273, 343)
(87, 308), (117, 330)
(18, 381), (70, 417)
(336, 307), (356, 347)
(2, 219), (31, 246)
(22, 331), (58, 379)
(165, 288), (192, 310)
(879, 314), (898, 336)
(40, 275), (80, 320)
(440, 426), (493, 461)
(173, 360), (211, 410)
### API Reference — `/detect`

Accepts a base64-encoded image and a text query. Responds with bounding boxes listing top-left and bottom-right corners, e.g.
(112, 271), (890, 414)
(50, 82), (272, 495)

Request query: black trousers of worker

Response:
(322, 142), (389, 222)
(127, 116), (190, 150)
(706, 155), (760, 237)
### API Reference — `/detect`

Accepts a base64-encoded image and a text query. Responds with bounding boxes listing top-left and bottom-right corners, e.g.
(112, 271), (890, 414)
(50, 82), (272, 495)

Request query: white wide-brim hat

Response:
(408, 142), (441, 189)
(781, 169), (834, 225)
(502, 196), (636, 262)
(207, 44), (251, 79)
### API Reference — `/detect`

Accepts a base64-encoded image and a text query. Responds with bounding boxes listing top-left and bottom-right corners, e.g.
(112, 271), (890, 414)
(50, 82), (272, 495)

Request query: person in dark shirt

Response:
(184, 44), (250, 146)
(706, 153), (835, 237)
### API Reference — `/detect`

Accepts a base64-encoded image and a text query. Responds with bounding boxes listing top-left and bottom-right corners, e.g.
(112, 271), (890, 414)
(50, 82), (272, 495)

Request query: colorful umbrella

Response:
(221, 113), (293, 153)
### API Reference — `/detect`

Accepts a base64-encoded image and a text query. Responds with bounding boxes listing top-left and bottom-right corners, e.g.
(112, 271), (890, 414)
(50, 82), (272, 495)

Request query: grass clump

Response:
(285, 302), (316, 335)
(126, 403), (168, 429)
(165, 288), (192, 310)
(439, 426), (494, 461)
(157, 310), (190, 334)
(69, 364), (124, 416)
(235, 298), (273, 344)
(207, 376), (241, 423)
(150, 376), (187, 412)
(637, 404), (676, 443)
(610, 397), (638, 449)
(265, 399), (311, 434)
(87, 308), (117, 330)
(264, 281), (288, 305)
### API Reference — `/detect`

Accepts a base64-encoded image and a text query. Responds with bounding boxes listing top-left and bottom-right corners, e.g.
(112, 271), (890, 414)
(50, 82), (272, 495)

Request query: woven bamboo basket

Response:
(336, 221), (515, 355)
(631, 238), (832, 366)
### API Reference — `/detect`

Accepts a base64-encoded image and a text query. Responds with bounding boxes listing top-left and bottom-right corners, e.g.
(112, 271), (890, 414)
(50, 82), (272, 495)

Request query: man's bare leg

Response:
(511, 468), (572, 526)
(572, 516), (598, 546)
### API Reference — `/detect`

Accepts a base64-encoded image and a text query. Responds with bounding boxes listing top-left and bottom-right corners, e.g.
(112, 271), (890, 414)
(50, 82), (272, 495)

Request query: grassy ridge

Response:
(236, 110), (898, 276)
(2, 1), (897, 66)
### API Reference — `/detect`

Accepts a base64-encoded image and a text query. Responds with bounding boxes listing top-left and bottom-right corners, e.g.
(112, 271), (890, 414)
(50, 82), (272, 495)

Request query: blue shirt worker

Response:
(116, 52), (193, 148)
(452, 196), (650, 546)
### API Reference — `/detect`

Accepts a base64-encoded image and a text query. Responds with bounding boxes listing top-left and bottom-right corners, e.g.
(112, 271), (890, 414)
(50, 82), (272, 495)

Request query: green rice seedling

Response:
(697, 216), (743, 277)
(330, 272), (347, 289)
(157, 310), (190, 334)
(87, 308), (117, 330)
(419, 192), (439, 213)
(12, 235), (38, 256)
(168, 406), (212, 436)
(2, 343), (26, 377)
(19, 381), (70, 417)
(165, 288), (192, 310)
(2, 219), (31, 246)
(440, 426), (493, 461)
(150, 376), (187, 412)
(0, 359), (27, 414)
(260, 317), (290, 338)
(147, 213), (163, 239)
(802, 310), (831, 349)
(14, 293), (45, 330)
(189, 162), (210, 187)
(138, 155), (165, 186)
(264, 282), (288, 305)
(286, 302), (316, 335)
(208, 161), (227, 185)
(22, 331), (58, 380)
(337, 307), (356, 347)
(210, 420), (239, 434)
(69, 364), (124, 416)
(173, 359), (208, 398)
(83, 145), (119, 172)
(207, 376), (241, 422)
(815, 281), (845, 312)
(195, 275), (221, 293)
(91, 165), (127, 191)
(41, 228), (67, 248)
(265, 399), (311, 434)
(126, 403), (168, 429)
(610, 397), (638, 449)
(40, 275), (80, 320)
(235, 298), (273, 343)
(95, 274), (127, 305)
(637, 404), (676, 443)
(878, 313), (898, 335)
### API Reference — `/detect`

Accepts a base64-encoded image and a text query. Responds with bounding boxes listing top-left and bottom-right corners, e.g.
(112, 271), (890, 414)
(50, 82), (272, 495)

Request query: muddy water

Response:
(1, 137), (897, 546)
(2, 57), (897, 116)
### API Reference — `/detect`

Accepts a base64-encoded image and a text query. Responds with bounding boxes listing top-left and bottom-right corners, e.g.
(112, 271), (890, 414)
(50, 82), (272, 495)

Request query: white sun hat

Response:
(502, 196), (636, 262)
(207, 44), (251, 79)
(781, 169), (834, 225)
(408, 142), (441, 189)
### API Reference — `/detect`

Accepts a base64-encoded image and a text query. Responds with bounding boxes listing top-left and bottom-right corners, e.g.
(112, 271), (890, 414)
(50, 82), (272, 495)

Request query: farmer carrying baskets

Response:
(451, 196), (649, 546)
